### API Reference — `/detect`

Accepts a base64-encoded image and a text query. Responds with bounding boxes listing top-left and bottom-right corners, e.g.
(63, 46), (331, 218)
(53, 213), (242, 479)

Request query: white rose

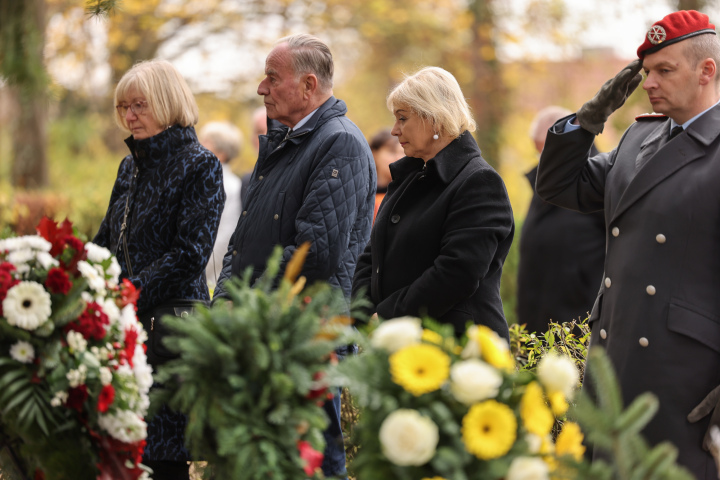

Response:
(379, 409), (439, 466)
(370, 317), (423, 353)
(506, 456), (550, 480)
(449, 358), (503, 405)
(84, 242), (112, 263)
(97, 410), (147, 443)
(537, 353), (579, 399)
(3, 281), (52, 330)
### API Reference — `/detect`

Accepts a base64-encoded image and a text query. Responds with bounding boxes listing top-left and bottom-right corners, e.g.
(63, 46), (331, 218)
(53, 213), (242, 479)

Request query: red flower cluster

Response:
(65, 302), (110, 341)
(122, 328), (139, 368)
(36, 217), (86, 273)
(45, 266), (72, 294)
(95, 434), (146, 480)
(67, 385), (89, 412)
(297, 440), (324, 475)
(0, 262), (19, 316)
(97, 385), (115, 413)
(116, 279), (139, 309)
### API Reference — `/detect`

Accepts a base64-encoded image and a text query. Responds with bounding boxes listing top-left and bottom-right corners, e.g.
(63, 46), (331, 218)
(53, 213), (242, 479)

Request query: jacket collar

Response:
(124, 125), (198, 171)
(390, 131), (481, 185)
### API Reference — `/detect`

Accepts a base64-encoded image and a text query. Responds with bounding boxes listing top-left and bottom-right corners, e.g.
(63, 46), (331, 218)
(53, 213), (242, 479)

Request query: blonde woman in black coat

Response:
(352, 67), (514, 340)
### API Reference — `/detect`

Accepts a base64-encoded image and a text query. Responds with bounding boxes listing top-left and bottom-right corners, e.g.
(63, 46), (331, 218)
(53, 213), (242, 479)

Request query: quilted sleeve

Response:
(277, 130), (373, 286)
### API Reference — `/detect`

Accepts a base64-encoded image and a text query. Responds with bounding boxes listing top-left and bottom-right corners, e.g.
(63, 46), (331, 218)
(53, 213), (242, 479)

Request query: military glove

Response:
(576, 59), (643, 135)
(688, 384), (720, 464)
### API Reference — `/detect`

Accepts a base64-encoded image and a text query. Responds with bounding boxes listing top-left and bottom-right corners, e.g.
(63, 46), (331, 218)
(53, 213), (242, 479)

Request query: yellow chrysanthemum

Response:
(389, 344), (451, 396)
(422, 329), (443, 345)
(476, 325), (515, 371)
(521, 382), (554, 436)
(548, 390), (569, 416)
(461, 400), (517, 460)
(556, 422), (586, 461)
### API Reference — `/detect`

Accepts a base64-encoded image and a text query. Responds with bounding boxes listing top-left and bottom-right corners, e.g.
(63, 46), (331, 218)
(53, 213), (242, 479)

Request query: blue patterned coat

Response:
(94, 125), (225, 461)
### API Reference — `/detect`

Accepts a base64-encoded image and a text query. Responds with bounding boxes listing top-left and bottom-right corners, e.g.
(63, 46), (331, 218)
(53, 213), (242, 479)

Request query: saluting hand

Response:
(576, 59), (644, 135)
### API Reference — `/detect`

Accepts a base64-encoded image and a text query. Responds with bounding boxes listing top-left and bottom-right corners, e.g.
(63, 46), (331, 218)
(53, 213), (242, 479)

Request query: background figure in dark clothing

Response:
(517, 106), (605, 334)
(369, 128), (404, 222)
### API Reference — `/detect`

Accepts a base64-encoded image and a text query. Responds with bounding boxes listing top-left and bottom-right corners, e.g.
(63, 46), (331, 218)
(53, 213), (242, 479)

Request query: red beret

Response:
(637, 10), (716, 58)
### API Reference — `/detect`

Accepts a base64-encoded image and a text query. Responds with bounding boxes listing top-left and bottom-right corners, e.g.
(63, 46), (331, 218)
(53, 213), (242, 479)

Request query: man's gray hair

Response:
(276, 33), (334, 92)
(684, 33), (720, 83)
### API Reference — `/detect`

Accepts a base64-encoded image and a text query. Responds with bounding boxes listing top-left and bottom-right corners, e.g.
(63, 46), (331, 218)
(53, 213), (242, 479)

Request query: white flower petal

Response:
(3, 281), (52, 330)
(370, 316), (423, 353)
(379, 409), (438, 466)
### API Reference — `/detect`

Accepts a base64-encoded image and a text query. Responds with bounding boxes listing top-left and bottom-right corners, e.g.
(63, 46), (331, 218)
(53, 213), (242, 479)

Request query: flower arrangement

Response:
(152, 244), (360, 479)
(0, 218), (150, 480)
(331, 317), (586, 480)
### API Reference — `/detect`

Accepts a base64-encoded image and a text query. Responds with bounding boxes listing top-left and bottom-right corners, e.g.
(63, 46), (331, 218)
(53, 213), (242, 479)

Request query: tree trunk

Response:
(11, 89), (48, 189)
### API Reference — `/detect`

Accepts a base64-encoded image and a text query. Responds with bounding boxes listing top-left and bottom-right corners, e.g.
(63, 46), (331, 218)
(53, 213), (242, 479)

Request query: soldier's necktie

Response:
(669, 125), (684, 140)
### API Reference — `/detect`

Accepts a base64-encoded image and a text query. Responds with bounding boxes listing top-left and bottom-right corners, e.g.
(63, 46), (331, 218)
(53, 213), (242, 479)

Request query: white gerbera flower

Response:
(98, 410), (147, 443)
(66, 330), (87, 353)
(379, 409), (439, 466)
(3, 281), (52, 331)
(370, 316), (423, 353)
(84, 242), (112, 263)
(9, 341), (35, 363)
(77, 261), (106, 293)
(449, 358), (503, 405)
(506, 456), (550, 480)
(537, 353), (580, 399)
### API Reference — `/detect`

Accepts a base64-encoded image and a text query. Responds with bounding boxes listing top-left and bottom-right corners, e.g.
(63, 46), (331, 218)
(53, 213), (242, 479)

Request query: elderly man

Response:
(214, 34), (375, 477)
(517, 106), (605, 334)
(536, 10), (720, 478)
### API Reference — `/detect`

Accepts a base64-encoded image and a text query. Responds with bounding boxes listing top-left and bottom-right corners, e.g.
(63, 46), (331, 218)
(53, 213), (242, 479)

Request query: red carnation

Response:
(0, 262), (19, 316)
(45, 267), (72, 294)
(66, 385), (88, 412)
(116, 278), (140, 309)
(97, 384), (115, 413)
(297, 440), (324, 476)
(123, 328), (139, 368)
(65, 302), (109, 341)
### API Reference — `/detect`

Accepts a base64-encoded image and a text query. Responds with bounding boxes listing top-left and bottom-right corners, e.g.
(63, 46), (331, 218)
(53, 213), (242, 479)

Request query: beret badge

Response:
(647, 25), (667, 45)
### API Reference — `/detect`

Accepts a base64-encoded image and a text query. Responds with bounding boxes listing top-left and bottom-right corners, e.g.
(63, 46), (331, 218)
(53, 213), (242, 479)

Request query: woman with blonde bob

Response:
(353, 66), (514, 339)
(94, 59), (225, 479)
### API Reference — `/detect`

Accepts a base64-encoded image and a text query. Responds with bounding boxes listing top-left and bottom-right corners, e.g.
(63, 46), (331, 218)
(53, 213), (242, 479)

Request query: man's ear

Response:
(700, 58), (717, 86)
(302, 74), (319, 99)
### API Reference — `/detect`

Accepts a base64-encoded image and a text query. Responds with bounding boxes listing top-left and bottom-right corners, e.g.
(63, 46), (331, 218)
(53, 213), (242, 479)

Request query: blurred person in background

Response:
(516, 106), (605, 334)
(240, 106), (269, 205)
(199, 121), (243, 290)
(94, 59), (225, 480)
(353, 66), (514, 340)
(212, 33), (375, 478)
(369, 128), (404, 221)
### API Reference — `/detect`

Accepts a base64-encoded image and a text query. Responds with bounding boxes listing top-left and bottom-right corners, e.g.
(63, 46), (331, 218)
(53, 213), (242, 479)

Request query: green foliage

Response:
(569, 348), (695, 480)
(0, 0), (47, 93)
(154, 247), (361, 480)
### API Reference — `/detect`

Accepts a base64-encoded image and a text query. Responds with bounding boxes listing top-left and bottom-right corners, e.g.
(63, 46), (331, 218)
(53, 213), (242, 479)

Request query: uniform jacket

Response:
(353, 132), (514, 340)
(517, 162), (605, 334)
(536, 108), (720, 479)
(213, 97), (375, 300)
(94, 125), (225, 461)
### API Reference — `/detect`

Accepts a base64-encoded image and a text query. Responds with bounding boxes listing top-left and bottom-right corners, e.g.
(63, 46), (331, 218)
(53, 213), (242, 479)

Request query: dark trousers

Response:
(321, 387), (347, 479)
(143, 460), (190, 480)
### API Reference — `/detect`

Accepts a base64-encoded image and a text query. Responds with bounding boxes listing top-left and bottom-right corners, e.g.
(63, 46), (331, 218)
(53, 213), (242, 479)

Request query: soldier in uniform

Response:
(536, 10), (720, 478)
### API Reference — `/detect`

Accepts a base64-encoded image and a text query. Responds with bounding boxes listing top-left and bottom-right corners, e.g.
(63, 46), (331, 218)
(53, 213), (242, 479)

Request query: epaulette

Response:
(635, 112), (668, 121)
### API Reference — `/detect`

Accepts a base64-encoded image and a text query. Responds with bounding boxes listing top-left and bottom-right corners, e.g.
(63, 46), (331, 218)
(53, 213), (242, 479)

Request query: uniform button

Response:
(639, 337), (649, 347)
(611, 227), (619, 237)
(656, 234), (666, 244)
(600, 329), (607, 339)
(259, 175), (264, 180)
(376, 267), (379, 274)
(232, 250), (237, 256)
(646, 285), (656, 295)
(273, 214), (279, 220)
(391, 214), (401, 224)
(604, 277), (611, 288)
(242, 211), (247, 216)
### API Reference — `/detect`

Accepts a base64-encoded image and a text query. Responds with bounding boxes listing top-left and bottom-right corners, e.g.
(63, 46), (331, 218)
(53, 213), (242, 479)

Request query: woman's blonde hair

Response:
(386, 66), (476, 138)
(114, 59), (199, 132)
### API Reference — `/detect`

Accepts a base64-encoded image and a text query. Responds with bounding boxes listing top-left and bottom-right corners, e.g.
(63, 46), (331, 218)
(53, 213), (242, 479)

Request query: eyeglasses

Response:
(115, 100), (148, 117)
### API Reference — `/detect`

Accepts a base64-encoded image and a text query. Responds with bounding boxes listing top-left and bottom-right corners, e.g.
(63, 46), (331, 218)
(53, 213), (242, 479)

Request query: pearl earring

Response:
(433, 133), (439, 140)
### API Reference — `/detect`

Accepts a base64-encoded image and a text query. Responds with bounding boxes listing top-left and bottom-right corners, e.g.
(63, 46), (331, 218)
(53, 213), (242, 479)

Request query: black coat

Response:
(353, 132), (514, 339)
(537, 108), (720, 479)
(517, 163), (606, 334)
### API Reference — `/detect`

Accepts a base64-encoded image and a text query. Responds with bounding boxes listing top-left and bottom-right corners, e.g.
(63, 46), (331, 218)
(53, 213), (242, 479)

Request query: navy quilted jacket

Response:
(214, 97), (375, 299)
(94, 125), (225, 314)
